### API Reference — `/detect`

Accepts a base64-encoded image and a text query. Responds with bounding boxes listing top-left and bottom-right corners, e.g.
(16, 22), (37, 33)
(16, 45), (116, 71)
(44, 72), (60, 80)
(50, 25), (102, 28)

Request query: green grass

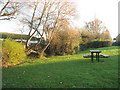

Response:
(2, 46), (119, 88)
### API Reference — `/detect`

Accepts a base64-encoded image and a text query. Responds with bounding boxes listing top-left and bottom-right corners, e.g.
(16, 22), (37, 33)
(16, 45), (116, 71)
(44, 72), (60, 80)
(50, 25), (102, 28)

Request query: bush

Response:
(46, 29), (81, 56)
(2, 39), (26, 67)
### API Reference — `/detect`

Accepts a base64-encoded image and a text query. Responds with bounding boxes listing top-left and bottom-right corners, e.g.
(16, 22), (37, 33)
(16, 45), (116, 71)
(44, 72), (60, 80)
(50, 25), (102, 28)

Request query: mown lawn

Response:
(2, 46), (119, 88)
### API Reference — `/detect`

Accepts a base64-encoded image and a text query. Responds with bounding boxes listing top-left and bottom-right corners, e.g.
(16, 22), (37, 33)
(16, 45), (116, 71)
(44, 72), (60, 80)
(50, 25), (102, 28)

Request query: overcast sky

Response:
(72, 0), (119, 39)
(0, 0), (119, 39)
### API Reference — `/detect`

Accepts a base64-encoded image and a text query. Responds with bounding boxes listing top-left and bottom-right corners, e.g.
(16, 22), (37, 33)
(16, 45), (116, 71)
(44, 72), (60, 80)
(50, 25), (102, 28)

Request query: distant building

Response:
(116, 34), (120, 42)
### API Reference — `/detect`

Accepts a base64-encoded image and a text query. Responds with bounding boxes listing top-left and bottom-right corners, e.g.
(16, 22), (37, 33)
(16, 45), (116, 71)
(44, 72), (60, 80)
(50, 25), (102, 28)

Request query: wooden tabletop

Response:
(89, 50), (101, 53)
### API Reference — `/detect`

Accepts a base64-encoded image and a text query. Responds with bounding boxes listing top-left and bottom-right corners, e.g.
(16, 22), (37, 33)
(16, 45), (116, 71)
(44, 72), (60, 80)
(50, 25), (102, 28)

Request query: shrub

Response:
(2, 39), (26, 67)
(46, 29), (82, 56)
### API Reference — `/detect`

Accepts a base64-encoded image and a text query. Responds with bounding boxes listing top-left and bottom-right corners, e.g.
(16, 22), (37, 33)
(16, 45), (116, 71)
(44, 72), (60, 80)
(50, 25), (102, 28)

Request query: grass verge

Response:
(2, 46), (119, 88)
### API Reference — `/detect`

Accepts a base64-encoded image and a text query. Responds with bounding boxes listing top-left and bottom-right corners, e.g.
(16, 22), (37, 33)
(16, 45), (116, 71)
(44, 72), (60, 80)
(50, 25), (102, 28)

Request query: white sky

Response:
(0, 0), (119, 39)
(72, 0), (119, 39)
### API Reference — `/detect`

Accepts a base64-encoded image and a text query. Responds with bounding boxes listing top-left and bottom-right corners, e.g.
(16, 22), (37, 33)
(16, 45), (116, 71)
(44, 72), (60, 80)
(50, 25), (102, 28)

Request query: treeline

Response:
(46, 29), (112, 56)
(0, 32), (37, 40)
(0, 0), (115, 68)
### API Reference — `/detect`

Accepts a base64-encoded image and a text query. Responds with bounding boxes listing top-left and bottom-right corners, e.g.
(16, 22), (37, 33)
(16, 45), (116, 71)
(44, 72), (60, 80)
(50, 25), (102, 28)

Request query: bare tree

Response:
(0, 0), (22, 20)
(85, 19), (108, 39)
(22, 0), (76, 57)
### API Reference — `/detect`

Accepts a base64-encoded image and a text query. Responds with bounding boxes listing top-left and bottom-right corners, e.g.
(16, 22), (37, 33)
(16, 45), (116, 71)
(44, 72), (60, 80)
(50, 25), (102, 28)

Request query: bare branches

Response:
(85, 19), (107, 34)
(0, 0), (10, 15)
(28, 2), (38, 36)
(0, 0), (22, 20)
(21, 0), (77, 56)
(85, 19), (109, 40)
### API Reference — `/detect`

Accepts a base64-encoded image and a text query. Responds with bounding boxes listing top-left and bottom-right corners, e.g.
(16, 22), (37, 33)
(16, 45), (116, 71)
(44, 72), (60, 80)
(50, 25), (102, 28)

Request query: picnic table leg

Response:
(98, 53), (99, 62)
(91, 52), (93, 63)
(96, 53), (97, 61)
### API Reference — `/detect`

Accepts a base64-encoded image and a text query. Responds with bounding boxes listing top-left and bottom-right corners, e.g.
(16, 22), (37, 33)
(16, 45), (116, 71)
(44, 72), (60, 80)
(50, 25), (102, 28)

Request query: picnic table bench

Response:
(83, 54), (110, 58)
(83, 50), (110, 63)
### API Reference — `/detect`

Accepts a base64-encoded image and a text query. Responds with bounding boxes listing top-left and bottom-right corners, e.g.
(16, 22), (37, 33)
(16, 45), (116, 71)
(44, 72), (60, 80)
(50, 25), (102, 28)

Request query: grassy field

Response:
(2, 46), (119, 88)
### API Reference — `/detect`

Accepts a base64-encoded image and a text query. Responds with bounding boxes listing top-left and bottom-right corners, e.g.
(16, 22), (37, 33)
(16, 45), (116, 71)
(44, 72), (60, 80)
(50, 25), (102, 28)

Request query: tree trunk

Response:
(25, 30), (37, 49)
(39, 41), (51, 58)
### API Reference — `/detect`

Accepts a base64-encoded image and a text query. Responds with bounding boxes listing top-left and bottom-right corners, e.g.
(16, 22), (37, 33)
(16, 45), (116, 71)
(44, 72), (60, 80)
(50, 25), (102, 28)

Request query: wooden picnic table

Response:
(89, 50), (102, 63)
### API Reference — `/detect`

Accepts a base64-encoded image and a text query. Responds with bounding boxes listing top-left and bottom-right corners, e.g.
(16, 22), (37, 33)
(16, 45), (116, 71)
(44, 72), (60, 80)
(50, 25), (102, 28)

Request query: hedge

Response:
(80, 40), (112, 51)
(112, 42), (120, 46)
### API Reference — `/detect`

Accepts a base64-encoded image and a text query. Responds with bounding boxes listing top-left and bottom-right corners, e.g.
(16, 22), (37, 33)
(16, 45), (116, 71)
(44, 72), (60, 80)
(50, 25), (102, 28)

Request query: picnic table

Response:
(83, 50), (110, 63)
(89, 50), (101, 63)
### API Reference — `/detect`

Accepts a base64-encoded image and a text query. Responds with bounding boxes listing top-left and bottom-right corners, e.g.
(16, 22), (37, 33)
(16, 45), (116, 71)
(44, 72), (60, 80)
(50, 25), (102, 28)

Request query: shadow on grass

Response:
(2, 54), (118, 88)
(3, 54), (118, 71)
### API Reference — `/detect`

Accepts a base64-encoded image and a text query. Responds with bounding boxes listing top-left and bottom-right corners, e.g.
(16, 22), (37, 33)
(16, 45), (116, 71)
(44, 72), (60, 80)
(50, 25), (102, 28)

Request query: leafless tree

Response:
(0, 0), (23, 20)
(85, 19), (108, 39)
(21, 0), (76, 57)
